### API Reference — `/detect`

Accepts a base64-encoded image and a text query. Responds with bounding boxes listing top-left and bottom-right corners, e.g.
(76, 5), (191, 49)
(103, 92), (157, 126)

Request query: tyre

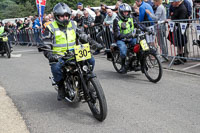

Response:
(112, 50), (122, 73)
(87, 77), (107, 121)
(142, 52), (162, 83)
(5, 42), (11, 58)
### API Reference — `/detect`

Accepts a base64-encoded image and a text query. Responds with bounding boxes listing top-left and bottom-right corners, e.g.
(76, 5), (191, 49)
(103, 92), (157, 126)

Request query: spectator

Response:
(104, 9), (117, 27)
(32, 15), (41, 29)
(168, 0), (188, 65)
(144, 0), (154, 7)
(136, 0), (155, 46)
(112, 1), (122, 13)
(169, 0), (192, 18)
(77, 2), (85, 11)
(32, 15), (41, 45)
(132, 3), (140, 17)
(146, 0), (168, 61)
(92, 9), (105, 26)
(18, 20), (24, 30)
(136, 0), (154, 26)
(83, 10), (94, 32)
(23, 19), (30, 30)
(100, 3), (108, 17)
(28, 16), (33, 29)
(145, 0), (166, 21)
(15, 19), (20, 29)
(74, 10), (84, 27)
(43, 16), (51, 29)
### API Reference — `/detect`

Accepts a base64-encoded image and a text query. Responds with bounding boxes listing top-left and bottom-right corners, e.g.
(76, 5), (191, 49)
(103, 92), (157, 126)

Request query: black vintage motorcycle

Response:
(47, 43), (107, 121)
(107, 29), (163, 83)
(0, 33), (11, 58)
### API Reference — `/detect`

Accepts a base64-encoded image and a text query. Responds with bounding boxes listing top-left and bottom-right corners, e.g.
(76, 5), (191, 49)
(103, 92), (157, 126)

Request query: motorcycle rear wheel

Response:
(112, 50), (122, 73)
(87, 77), (107, 121)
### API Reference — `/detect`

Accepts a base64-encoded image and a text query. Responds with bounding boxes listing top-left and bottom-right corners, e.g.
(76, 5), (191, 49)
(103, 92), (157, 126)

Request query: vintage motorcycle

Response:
(107, 29), (163, 83)
(46, 43), (107, 121)
(0, 33), (11, 58)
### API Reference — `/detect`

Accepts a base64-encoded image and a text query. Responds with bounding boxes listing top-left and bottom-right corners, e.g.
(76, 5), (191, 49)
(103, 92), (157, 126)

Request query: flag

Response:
(36, 0), (46, 23)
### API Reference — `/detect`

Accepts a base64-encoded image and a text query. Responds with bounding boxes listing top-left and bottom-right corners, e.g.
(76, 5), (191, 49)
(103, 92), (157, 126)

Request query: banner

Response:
(168, 21), (175, 32)
(180, 23), (187, 35)
(193, 23), (200, 36)
(36, 0), (46, 23)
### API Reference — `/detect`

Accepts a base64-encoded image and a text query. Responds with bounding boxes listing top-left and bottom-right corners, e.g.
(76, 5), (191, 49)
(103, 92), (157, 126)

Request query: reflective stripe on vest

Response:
(47, 21), (76, 55)
(0, 26), (4, 35)
(118, 18), (134, 35)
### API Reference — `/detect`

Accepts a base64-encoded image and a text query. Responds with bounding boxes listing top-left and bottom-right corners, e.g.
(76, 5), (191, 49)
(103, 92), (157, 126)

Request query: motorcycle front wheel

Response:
(87, 77), (107, 121)
(5, 42), (11, 58)
(142, 52), (163, 83)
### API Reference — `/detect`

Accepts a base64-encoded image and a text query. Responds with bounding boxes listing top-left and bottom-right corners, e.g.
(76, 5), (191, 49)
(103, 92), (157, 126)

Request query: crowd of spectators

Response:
(1, 0), (195, 64)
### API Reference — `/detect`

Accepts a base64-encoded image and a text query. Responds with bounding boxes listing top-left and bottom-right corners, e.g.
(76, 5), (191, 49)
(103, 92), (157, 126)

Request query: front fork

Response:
(78, 64), (96, 102)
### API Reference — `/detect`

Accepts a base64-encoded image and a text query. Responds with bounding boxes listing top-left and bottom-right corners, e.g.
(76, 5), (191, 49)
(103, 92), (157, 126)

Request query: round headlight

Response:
(82, 65), (88, 72)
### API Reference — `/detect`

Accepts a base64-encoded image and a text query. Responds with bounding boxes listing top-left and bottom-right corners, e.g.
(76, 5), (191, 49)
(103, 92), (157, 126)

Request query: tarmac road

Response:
(0, 46), (200, 133)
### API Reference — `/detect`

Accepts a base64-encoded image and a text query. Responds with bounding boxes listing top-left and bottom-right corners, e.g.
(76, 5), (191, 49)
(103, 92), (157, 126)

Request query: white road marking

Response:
(182, 63), (200, 71)
(11, 54), (22, 58)
(12, 50), (38, 54)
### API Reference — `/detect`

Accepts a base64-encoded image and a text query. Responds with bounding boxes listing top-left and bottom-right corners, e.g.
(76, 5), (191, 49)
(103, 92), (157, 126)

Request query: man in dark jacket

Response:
(169, 0), (188, 65)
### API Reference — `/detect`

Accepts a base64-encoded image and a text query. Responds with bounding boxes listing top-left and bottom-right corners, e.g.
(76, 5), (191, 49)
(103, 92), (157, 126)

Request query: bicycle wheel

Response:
(142, 52), (162, 83)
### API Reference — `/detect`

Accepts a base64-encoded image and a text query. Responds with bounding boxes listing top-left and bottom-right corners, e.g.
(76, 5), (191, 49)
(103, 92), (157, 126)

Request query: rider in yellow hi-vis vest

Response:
(113, 3), (149, 74)
(40, 3), (97, 101)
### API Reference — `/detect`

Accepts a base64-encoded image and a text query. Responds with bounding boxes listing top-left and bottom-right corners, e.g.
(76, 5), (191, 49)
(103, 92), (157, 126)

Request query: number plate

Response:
(140, 39), (149, 51)
(74, 43), (91, 62)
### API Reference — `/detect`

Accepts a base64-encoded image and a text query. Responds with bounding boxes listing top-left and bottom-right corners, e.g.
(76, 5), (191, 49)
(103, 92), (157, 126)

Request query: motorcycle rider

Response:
(40, 3), (98, 101)
(113, 3), (147, 74)
(0, 22), (10, 50)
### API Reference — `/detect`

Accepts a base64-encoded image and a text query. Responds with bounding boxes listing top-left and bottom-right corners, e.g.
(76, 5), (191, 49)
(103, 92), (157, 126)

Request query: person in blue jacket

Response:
(135, 0), (154, 26)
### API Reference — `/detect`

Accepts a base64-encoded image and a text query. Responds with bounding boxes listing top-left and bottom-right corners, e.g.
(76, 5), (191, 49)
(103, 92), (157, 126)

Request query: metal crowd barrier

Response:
(84, 20), (200, 67)
(9, 28), (42, 46)
(138, 19), (200, 67)
(8, 20), (200, 67)
(84, 25), (113, 50)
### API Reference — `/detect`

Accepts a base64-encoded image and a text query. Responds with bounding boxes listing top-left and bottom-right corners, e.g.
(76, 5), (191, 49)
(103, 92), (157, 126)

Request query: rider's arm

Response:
(41, 27), (58, 62)
(113, 18), (125, 40)
(132, 15), (148, 32)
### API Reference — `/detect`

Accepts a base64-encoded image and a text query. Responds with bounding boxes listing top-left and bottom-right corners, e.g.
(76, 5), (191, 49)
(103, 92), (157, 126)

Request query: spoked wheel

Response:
(5, 42), (11, 58)
(87, 77), (107, 121)
(142, 52), (163, 83)
(112, 50), (122, 73)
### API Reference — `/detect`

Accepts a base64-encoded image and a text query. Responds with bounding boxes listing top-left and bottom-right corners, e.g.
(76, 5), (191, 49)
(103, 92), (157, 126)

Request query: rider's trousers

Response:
(50, 57), (95, 83)
(116, 38), (137, 58)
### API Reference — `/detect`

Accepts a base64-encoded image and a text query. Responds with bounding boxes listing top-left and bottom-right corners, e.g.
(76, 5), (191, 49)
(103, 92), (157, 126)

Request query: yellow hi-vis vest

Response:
(118, 18), (134, 35)
(0, 26), (4, 36)
(47, 21), (77, 55)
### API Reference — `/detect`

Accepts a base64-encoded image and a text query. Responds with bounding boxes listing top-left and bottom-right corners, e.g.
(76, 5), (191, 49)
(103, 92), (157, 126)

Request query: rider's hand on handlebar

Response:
(49, 55), (59, 62)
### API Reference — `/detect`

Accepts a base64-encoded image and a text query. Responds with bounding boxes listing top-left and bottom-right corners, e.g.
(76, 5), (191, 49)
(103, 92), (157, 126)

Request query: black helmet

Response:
(53, 2), (72, 26)
(118, 3), (132, 21)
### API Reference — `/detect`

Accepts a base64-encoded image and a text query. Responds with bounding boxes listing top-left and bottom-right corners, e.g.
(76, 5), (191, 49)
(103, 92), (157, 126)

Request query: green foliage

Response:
(0, 0), (135, 20)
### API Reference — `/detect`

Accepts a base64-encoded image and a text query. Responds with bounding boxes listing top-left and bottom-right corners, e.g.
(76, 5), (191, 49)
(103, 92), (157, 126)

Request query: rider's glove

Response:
(49, 55), (59, 62)
(126, 33), (133, 39)
(79, 33), (89, 42)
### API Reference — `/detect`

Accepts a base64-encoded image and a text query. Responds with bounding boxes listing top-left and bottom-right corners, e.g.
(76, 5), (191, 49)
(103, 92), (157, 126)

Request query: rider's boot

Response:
(120, 57), (127, 74)
(57, 80), (65, 101)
